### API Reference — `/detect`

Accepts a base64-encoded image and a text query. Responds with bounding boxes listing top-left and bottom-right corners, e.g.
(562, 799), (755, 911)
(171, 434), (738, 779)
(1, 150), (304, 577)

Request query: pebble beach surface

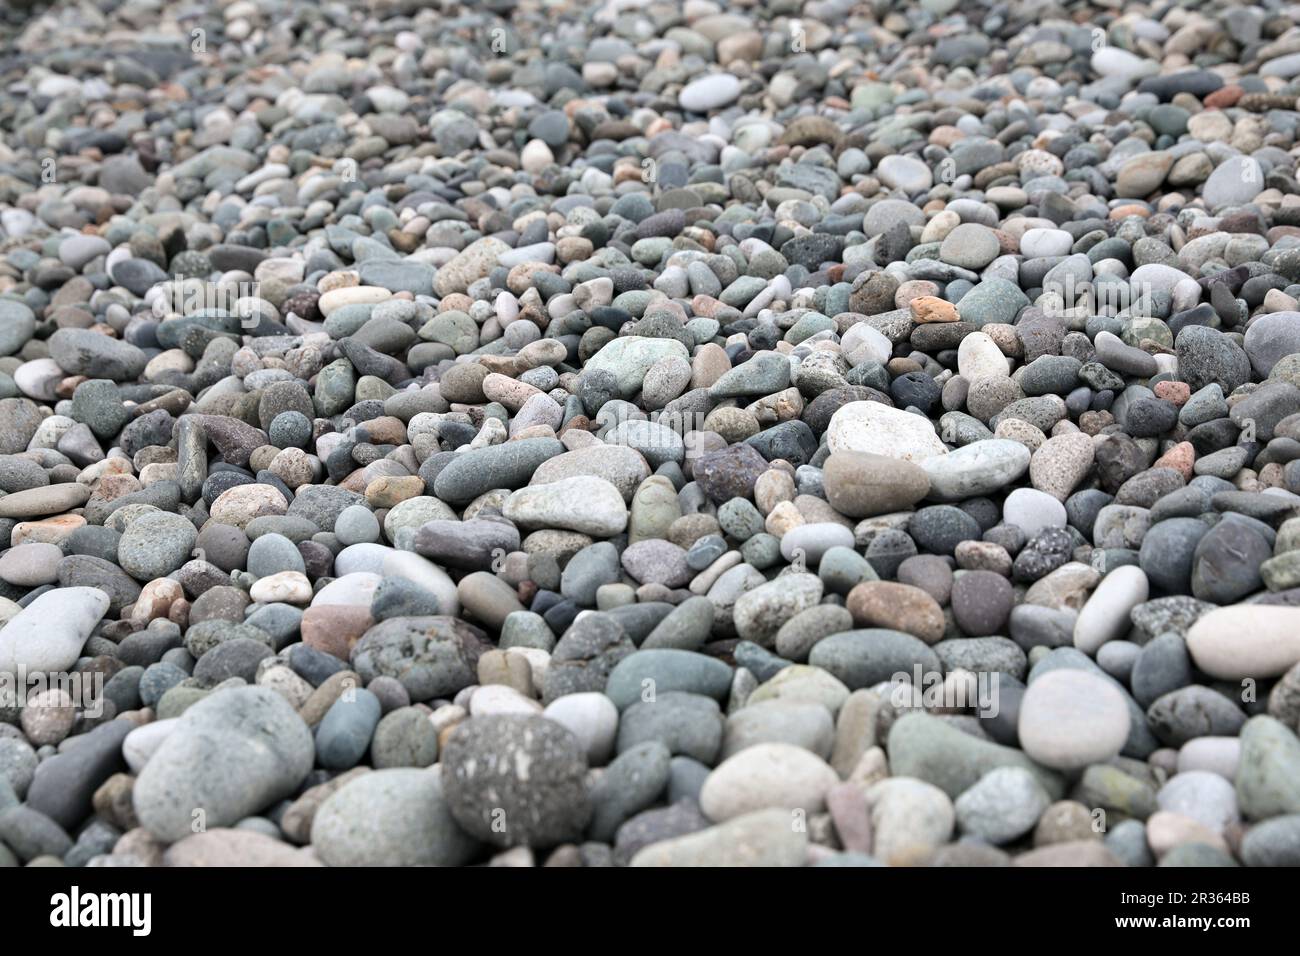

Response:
(1, 0), (1300, 868)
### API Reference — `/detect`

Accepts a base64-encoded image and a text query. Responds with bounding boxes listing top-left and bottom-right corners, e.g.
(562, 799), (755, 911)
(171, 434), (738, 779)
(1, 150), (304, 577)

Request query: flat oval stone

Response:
(921, 439), (1030, 501)
(1186, 605), (1300, 680)
(1018, 669), (1131, 770)
(823, 451), (930, 517)
(605, 649), (733, 710)
(699, 742), (838, 821)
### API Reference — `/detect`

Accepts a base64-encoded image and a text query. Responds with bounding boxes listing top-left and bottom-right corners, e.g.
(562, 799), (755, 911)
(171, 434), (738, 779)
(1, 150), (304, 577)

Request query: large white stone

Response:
(311, 572), (382, 608)
(1002, 487), (1068, 537)
(503, 476), (628, 537)
(13, 358), (63, 401)
(827, 401), (949, 462)
(1073, 565), (1148, 655)
(334, 542), (393, 576)
(1130, 263), (1192, 297)
(1020, 228), (1073, 259)
(840, 322), (893, 367)
(867, 777), (955, 863)
(317, 285), (392, 316)
(1186, 605), (1300, 680)
(123, 718), (180, 774)
(957, 331), (1011, 382)
(921, 439), (1030, 500)
(0, 586), (110, 676)
(678, 73), (741, 112)
(543, 692), (619, 765)
(1091, 47), (1159, 83)
(1018, 669), (1131, 770)
(875, 155), (933, 193)
(249, 571), (312, 605)
(699, 742), (839, 822)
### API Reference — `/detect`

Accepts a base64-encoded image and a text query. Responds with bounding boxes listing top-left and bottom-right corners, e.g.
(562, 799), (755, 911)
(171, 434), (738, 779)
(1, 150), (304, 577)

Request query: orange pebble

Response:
(1203, 86), (1243, 109)
(1154, 381), (1191, 406)
(1153, 441), (1195, 481)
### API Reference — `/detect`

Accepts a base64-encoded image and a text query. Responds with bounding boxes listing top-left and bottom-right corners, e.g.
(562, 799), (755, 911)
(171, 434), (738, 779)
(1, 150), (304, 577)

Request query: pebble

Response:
(876, 155), (933, 194)
(1074, 566), (1149, 656)
(699, 743), (838, 822)
(1018, 670), (1131, 770)
(678, 74), (742, 112)
(827, 402), (948, 462)
(822, 452), (930, 517)
(1186, 606), (1300, 680)
(0, 542), (62, 586)
(867, 778), (954, 864)
(316, 690), (383, 770)
(441, 715), (590, 848)
(312, 768), (478, 867)
(954, 767), (1051, 845)
(133, 687), (314, 842)
(117, 511), (198, 581)
(606, 650), (733, 711)
(721, 700), (834, 761)
(0, 587), (110, 675)
(1237, 717), (1300, 819)
(543, 693), (619, 766)
(1002, 488), (1068, 538)
(503, 477), (628, 537)
(629, 808), (806, 867)
(923, 440), (1029, 502)
(732, 574), (823, 647)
